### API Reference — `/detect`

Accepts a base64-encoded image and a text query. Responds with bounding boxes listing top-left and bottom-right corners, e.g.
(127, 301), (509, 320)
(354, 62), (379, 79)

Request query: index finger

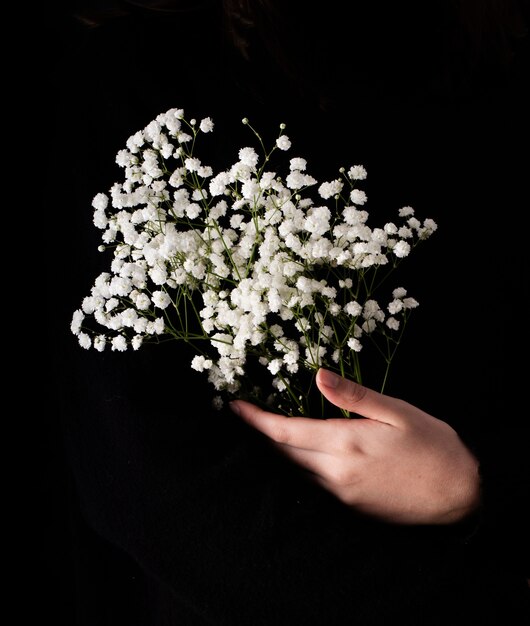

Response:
(230, 400), (336, 451)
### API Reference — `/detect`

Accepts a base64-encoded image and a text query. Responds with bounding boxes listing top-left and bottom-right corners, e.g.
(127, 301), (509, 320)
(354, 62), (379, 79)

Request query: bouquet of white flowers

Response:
(71, 108), (437, 417)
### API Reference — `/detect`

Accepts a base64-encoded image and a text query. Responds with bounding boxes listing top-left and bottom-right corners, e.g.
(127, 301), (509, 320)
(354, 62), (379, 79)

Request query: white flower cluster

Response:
(71, 108), (437, 416)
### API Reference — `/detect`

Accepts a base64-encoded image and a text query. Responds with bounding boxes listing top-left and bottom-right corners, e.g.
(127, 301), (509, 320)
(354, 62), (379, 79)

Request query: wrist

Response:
(439, 452), (481, 524)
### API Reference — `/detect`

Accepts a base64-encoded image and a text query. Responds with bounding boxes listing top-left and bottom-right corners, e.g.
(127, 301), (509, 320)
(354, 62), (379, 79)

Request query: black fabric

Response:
(42, 4), (530, 624)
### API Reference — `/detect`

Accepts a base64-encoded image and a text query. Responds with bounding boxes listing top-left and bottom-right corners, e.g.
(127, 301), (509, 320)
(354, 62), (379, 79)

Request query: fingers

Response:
(230, 368), (429, 452)
(316, 368), (417, 427)
(230, 400), (335, 451)
(230, 400), (360, 485)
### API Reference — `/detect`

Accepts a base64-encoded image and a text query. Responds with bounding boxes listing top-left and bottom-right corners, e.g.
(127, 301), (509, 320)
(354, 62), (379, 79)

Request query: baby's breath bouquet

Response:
(71, 107), (437, 417)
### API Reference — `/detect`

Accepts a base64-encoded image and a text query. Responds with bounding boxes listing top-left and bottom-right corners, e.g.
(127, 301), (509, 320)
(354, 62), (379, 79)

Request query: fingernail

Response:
(318, 368), (340, 388)
(229, 401), (241, 416)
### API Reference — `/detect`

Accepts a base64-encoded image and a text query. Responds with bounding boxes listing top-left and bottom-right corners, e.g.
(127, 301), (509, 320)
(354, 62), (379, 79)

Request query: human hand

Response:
(230, 368), (481, 525)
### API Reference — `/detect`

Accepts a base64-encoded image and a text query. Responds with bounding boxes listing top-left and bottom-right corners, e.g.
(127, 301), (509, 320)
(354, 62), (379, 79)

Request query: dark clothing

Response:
(43, 4), (530, 624)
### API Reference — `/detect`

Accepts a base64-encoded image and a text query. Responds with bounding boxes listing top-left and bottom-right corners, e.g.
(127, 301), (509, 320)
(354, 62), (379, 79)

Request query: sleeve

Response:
(466, 244), (530, 581)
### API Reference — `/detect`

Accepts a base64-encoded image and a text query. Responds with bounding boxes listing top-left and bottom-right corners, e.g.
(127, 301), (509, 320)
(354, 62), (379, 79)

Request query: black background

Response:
(38, 3), (529, 624)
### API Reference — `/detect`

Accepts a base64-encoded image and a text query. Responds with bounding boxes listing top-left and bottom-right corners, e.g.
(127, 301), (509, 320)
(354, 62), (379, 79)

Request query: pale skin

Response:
(230, 368), (481, 525)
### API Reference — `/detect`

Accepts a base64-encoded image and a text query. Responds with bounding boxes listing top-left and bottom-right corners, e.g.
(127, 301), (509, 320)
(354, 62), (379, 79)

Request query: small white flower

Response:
(104, 298), (119, 312)
(111, 335), (127, 352)
(149, 265), (168, 286)
(423, 218), (438, 233)
(393, 240), (411, 258)
(126, 130), (144, 153)
(238, 147), (259, 168)
(160, 143), (174, 160)
(273, 377), (287, 392)
(199, 117), (214, 133)
(169, 169), (184, 187)
(198, 165), (213, 178)
(152, 290), (171, 309)
(344, 301), (362, 316)
(398, 226), (413, 239)
(177, 132), (193, 144)
(362, 319), (377, 334)
(70, 310), (84, 335)
(134, 317), (148, 333)
(242, 179), (261, 200)
(151, 317), (165, 334)
(191, 355), (213, 372)
(92, 193), (108, 210)
(388, 299), (404, 315)
(131, 335), (144, 350)
(116, 149), (134, 168)
(276, 135), (291, 151)
(386, 317), (400, 331)
(93, 210), (108, 230)
(403, 297), (419, 309)
(392, 287), (407, 299)
(363, 300), (384, 321)
(209, 171), (230, 196)
(94, 335), (106, 352)
(185, 203), (201, 219)
(347, 165), (367, 180)
(398, 206), (415, 217)
(347, 337), (363, 352)
(185, 157), (201, 172)
(267, 359), (283, 375)
(350, 189), (367, 205)
(286, 171), (308, 190)
(318, 179), (343, 200)
(78, 332), (92, 349)
(407, 217), (421, 231)
(135, 293), (151, 310)
(289, 157), (307, 171)
(304, 206), (331, 237)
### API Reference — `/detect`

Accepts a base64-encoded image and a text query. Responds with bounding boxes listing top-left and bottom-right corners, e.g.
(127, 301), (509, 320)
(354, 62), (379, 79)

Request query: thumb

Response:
(316, 368), (414, 426)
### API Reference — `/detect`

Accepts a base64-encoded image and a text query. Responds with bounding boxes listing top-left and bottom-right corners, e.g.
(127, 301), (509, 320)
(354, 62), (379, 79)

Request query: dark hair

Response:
(221, 0), (529, 100)
(68, 0), (529, 106)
